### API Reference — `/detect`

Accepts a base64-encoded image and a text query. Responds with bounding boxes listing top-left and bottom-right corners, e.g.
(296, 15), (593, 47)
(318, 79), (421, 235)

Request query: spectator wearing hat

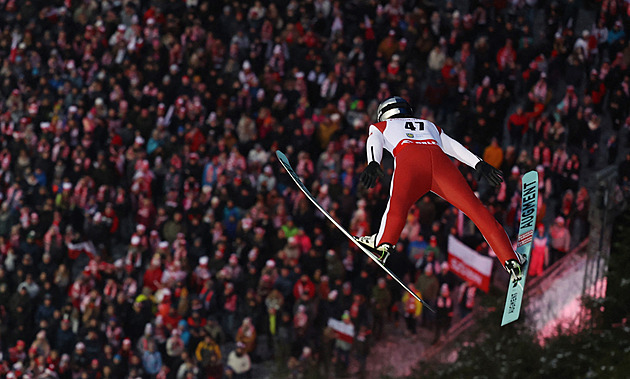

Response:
(293, 274), (316, 302)
(86, 358), (102, 378)
(71, 341), (89, 372)
(18, 273), (40, 299)
(142, 255), (163, 292)
(191, 255), (210, 287)
(26, 211), (45, 240)
(136, 200), (156, 232)
(9, 281), (32, 319)
(333, 310), (353, 375)
(195, 334), (222, 377)
(226, 341), (252, 379)
(257, 165), (277, 193)
(557, 84), (580, 123)
(8, 340), (27, 364)
(221, 281), (239, 338)
(118, 338), (134, 368)
(608, 20), (625, 56)
(573, 30), (592, 62)
(426, 235), (444, 263)
(263, 288), (284, 343)
(175, 351), (199, 378)
(166, 327), (186, 365)
(235, 317), (257, 355)
(123, 234), (144, 278)
(260, 258), (278, 281)
(293, 303), (310, 344)
(203, 317), (225, 348)
(20, 230), (42, 262)
(137, 322), (156, 356)
(34, 293), (56, 326)
(153, 313), (169, 348)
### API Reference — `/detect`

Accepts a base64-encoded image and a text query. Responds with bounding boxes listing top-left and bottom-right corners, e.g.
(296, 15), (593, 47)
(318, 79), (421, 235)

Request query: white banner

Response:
(448, 235), (494, 292)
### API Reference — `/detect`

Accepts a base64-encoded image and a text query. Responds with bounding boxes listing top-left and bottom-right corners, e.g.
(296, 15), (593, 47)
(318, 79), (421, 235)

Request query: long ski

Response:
(276, 150), (435, 313)
(501, 170), (539, 326)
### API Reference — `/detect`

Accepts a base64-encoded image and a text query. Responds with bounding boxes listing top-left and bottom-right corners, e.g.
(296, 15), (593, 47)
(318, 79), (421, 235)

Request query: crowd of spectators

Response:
(1, 0), (630, 378)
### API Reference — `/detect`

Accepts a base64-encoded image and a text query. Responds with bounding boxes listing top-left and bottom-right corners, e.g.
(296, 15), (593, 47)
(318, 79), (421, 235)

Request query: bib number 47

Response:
(405, 121), (424, 131)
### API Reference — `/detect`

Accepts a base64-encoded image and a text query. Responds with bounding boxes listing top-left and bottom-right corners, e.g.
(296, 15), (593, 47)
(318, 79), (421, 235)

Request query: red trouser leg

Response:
(429, 149), (518, 266)
(376, 147), (432, 246)
(376, 145), (517, 267)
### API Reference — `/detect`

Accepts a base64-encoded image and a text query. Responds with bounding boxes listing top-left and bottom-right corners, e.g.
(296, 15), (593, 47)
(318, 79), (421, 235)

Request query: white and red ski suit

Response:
(366, 117), (518, 267)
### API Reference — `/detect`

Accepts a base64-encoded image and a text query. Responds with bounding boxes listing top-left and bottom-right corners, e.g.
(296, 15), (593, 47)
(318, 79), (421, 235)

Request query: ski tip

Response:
(523, 170), (539, 179)
(413, 293), (436, 313)
(415, 297), (435, 313)
(275, 150), (285, 159)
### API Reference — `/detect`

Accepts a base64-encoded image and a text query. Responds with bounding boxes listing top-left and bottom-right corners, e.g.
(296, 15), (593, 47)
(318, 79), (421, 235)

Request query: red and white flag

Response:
(447, 235), (494, 292)
(327, 318), (354, 343)
(67, 241), (98, 259)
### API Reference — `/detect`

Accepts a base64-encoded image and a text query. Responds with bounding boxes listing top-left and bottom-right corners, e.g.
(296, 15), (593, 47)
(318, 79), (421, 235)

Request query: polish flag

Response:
(448, 235), (494, 292)
(67, 241), (98, 259)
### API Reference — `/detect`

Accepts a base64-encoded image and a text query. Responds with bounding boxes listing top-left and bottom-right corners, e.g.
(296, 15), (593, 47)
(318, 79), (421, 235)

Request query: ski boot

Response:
(355, 234), (394, 264)
(504, 259), (523, 282)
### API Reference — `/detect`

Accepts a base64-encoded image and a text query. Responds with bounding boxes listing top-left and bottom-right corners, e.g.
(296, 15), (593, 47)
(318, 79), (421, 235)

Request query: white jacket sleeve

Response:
(366, 124), (385, 164)
(440, 132), (482, 169)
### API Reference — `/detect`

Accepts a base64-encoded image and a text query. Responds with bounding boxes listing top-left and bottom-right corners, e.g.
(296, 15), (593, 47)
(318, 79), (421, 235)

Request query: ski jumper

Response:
(366, 117), (519, 267)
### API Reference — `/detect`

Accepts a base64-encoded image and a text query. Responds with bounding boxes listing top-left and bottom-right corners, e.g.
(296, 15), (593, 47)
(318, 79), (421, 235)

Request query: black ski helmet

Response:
(376, 96), (413, 122)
